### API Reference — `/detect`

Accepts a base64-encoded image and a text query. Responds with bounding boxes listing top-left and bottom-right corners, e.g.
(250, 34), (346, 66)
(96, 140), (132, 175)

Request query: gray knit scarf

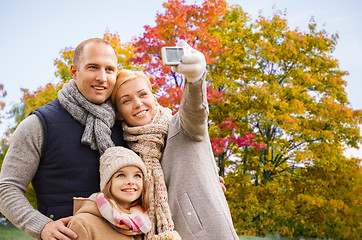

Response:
(58, 79), (115, 155)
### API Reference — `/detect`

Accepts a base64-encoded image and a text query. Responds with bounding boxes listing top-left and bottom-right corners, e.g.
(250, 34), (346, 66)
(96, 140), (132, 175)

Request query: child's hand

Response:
(171, 40), (206, 83)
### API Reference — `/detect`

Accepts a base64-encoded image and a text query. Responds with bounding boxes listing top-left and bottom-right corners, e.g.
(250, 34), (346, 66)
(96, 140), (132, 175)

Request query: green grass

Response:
(2, 225), (264, 240)
(0, 224), (330, 240)
(0, 227), (275, 240)
(0, 225), (35, 239)
(0, 215), (274, 240)
(239, 234), (283, 240)
(0, 226), (273, 240)
(240, 237), (269, 240)
(239, 234), (335, 240)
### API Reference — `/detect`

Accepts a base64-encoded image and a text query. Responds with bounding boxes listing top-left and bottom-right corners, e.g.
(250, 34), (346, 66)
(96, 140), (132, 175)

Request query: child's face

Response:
(111, 166), (144, 209)
(115, 78), (156, 127)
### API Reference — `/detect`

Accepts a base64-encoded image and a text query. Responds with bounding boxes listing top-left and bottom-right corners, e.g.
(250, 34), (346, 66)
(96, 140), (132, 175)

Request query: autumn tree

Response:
(1, 1), (361, 238)
(209, 5), (362, 182)
(209, 5), (362, 239)
(130, 0), (228, 110)
(129, 0), (263, 177)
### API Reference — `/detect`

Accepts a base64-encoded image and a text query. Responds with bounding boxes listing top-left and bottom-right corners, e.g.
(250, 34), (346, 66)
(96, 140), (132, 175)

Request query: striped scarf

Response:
(122, 104), (181, 240)
(95, 192), (152, 235)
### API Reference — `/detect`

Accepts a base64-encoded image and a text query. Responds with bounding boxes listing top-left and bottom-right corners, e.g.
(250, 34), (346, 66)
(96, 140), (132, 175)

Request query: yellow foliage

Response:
(214, 5), (362, 239)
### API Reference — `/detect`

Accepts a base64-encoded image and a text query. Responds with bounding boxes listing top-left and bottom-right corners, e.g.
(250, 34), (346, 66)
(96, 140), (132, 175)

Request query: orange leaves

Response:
(206, 86), (225, 105)
(227, 155), (362, 239)
(128, 0), (230, 116)
(0, 84), (6, 96)
(298, 194), (324, 207)
(21, 82), (63, 116)
(0, 83), (6, 123)
(289, 159), (362, 239)
(0, 84), (7, 111)
(104, 30), (138, 70)
(277, 114), (296, 125)
(133, 0), (228, 64)
(54, 47), (74, 82)
(0, 100), (5, 111)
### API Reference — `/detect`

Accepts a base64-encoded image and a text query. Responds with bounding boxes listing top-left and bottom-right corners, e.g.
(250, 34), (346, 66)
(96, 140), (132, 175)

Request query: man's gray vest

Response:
(31, 99), (126, 220)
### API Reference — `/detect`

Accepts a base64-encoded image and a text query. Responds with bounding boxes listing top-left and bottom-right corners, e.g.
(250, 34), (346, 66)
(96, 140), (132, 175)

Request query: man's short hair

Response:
(73, 38), (117, 69)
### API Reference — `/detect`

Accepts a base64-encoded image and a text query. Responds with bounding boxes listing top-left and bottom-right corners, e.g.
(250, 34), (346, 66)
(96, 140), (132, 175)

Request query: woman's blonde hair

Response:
(102, 170), (150, 211)
(111, 69), (153, 108)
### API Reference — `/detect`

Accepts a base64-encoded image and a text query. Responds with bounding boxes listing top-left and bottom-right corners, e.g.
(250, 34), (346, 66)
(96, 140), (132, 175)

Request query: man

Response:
(0, 38), (126, 239)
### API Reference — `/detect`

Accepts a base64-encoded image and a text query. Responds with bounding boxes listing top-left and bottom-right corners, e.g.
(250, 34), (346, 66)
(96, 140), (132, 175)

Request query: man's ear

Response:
(70, 65), (77, 79)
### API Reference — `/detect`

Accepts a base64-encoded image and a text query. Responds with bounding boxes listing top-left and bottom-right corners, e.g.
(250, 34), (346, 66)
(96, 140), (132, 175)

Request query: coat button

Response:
(49, 214), (54, 219)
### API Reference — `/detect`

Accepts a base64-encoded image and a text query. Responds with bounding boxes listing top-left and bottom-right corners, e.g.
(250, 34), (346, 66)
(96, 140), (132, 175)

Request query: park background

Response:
(0, 0), (362, 239)
(1, 0), (362, 157)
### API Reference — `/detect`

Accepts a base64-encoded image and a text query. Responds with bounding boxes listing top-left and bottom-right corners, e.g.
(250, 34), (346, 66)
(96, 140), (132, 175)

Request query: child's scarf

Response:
(96, 193), (152, 235)
(122, 104), (181, 240)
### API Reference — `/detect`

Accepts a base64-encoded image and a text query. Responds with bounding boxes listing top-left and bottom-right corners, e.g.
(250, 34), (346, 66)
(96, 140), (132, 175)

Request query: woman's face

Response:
(110, 166), (143, 210)
(115, 78), (157, 127)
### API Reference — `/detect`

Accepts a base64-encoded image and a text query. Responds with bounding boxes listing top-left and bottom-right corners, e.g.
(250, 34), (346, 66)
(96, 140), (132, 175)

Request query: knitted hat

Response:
(99, 146), (147, 190)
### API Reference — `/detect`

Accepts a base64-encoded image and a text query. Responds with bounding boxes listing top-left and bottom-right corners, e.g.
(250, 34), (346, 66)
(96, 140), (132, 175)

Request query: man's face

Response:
(70, 42), (117, 104)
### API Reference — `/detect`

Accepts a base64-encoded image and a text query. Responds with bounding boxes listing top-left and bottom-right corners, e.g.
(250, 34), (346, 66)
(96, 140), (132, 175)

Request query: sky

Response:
(0, 0), (361, 156)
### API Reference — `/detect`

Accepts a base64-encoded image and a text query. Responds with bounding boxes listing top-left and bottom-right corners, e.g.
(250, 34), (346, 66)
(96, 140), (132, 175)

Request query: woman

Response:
(112, 40), (238, 240)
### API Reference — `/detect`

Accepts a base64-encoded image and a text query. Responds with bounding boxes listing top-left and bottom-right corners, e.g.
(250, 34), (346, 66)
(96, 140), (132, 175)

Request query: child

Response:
(67, 146), (151, 240)
(111, 40), (238, 239)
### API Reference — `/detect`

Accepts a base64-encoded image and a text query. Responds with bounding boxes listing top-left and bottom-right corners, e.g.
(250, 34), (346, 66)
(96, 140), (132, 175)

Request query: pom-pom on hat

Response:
(99, 146), (147, 190)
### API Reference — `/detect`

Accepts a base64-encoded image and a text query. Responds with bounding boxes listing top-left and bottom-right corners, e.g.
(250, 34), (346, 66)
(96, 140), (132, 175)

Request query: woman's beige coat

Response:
(161, 77), (239, 240)
(68, 197), (142, 240)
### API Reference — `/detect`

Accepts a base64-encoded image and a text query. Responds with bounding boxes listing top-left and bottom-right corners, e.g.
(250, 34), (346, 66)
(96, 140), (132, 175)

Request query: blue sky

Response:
(0, 0), (361, 156)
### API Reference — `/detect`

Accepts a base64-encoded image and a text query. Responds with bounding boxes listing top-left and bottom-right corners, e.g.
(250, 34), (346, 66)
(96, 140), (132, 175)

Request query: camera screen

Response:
(166, 48), (184, 62)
